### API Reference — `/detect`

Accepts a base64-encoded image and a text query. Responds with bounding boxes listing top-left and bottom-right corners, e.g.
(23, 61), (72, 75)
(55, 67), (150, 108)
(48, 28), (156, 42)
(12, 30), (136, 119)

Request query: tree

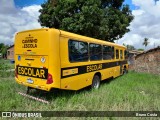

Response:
(143, 38), (149, 50)
(0, 43), (5, 51)
(0, 43), (9, 58)
(123, 43), (135, 51)
(39, 0), (133, 42)
(126, 45), (135, 51)
(137, 48), (144, 51)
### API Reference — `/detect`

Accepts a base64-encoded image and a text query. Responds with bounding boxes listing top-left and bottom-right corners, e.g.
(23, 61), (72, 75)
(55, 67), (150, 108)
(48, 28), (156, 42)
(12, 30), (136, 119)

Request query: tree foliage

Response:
(123, 43), (135, 51)
(143, 38), (149, 50)
(137, 48), (144, 51)
(39, 0), (133, 42)
(0, 43), (5, 51)
(0, 43), (9, 56)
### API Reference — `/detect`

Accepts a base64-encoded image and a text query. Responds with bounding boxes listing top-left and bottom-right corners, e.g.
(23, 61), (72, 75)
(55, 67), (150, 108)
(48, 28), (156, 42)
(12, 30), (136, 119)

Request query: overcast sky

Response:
(0, 0), (160, 50)
(119, 0), (160, 50)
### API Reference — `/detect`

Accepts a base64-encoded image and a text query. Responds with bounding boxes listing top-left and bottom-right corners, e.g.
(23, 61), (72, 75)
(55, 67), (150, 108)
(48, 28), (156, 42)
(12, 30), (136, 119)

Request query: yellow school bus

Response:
(14, 28), (128, 92)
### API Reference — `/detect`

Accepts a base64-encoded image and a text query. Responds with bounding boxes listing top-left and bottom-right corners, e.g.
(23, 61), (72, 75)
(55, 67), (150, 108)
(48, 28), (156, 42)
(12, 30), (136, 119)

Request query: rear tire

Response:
(91, 75), (100, 89)
(123, 68), (128, 74)
(26, 87), (31, 94)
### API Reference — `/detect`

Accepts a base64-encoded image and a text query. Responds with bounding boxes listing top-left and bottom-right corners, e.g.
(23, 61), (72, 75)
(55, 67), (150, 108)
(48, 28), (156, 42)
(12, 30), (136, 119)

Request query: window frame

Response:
(120, 50), (123, 59)
(116, 49), (119, 59)
(68, 39), (89, 63)
(7, 51), (10, 56)
(102, 45), (114, 60)
(89, 43), (102, 61)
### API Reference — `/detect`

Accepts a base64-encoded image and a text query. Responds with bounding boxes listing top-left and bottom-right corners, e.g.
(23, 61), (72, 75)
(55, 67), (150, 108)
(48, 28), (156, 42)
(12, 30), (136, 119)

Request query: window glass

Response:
(120, 50), (123, 59)
(8, 51), (10, 56)
(69, 40), (88, 62)
(116, 49), (119, 59)
(89, 43), (102, 60)
(103, 45), (114, 60)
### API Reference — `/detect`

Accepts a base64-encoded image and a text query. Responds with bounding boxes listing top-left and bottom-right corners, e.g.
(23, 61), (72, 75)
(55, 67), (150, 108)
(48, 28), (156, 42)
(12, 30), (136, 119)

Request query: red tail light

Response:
(46, 73), (53, 84)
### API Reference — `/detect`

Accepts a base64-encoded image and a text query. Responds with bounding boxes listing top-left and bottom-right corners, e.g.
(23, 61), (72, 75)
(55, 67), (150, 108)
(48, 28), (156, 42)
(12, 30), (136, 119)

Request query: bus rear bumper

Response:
(15, 77), (51, 91)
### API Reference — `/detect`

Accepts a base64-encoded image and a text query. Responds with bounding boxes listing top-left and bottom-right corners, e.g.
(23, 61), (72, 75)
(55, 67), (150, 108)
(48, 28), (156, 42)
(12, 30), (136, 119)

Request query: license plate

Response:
(27, 78), (34, 84)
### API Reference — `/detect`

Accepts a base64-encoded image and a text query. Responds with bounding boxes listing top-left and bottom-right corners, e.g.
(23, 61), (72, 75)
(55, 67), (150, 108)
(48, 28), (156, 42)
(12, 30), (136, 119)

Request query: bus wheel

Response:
(91, 75), (100, 89)
(26, 87), (31, 94)
(123, 68), (128, 74)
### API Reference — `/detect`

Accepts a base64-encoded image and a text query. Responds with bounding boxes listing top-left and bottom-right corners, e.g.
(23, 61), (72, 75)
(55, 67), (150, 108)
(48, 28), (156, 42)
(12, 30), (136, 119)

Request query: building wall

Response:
(7, 46), (14, 60)
(129, 48), (160, 75)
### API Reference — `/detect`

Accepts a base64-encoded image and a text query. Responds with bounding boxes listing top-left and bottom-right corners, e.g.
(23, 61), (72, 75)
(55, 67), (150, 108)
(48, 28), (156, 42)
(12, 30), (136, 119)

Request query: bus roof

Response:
(58, 29), (126, 49)
(16, 28), (126, 49)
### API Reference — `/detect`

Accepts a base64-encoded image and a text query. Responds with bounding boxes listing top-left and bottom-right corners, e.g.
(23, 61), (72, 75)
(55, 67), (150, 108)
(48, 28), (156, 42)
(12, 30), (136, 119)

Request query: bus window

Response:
(69, 40), (88, 62)
(116, 49), (119, 59)
(111, 47), (114, 59)
(120, 50), (123, 59)
(103, 45), (114, 60)
(89, 43), (102, 61)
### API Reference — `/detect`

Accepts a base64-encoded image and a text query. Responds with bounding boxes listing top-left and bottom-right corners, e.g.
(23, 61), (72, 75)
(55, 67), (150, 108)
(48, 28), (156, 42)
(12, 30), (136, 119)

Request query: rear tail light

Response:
(46, 73), (53, 84)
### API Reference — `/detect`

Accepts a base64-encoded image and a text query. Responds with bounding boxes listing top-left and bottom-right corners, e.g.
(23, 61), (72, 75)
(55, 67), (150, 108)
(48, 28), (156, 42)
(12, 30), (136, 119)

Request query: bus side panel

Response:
(113, 66), (120, 78)
(48, 29), (61, 89)
(101, 67), (114, 80)
(59, 36), (93, 90)
(60, 74), (93, 90)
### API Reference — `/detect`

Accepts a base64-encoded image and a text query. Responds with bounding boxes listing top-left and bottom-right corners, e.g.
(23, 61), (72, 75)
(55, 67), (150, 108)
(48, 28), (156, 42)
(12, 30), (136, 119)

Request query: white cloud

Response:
(119, 0), (160, 50)
(1, 0), (160, 50)
(0, 0), (41, 45)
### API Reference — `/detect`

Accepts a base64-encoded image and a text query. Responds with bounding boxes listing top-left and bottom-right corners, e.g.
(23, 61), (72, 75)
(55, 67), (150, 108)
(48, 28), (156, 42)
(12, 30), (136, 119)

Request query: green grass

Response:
(0, 71), (160, 119)
(0, 59), (14, 77)
(0, 61), (158, 119)
(0, 59), (14, 68)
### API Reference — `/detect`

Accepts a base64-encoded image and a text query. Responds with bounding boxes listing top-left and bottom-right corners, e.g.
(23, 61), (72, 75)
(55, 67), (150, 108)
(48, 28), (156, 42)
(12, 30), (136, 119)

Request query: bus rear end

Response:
(14, 29), (60, 91)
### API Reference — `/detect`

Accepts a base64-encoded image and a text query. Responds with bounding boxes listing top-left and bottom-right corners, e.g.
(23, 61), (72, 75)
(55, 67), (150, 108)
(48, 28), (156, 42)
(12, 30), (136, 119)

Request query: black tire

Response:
(91, 75), (100, 89)
(123, 68), (128, 74)
(26, 87), (32, 94)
